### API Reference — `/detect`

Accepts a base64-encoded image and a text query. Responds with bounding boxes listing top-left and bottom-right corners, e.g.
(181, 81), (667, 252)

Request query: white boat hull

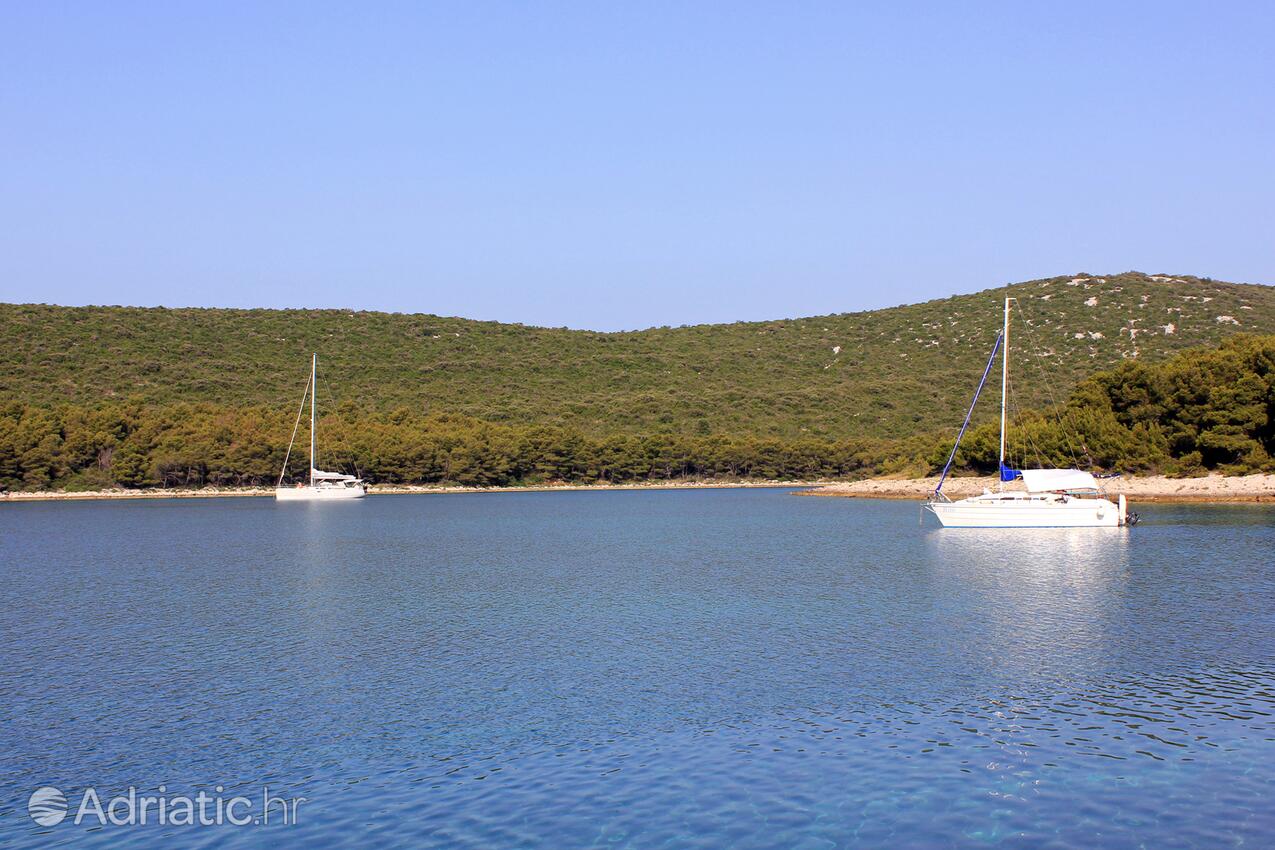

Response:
(928, 493), (1126, 528)
(275, 485), (366, 501)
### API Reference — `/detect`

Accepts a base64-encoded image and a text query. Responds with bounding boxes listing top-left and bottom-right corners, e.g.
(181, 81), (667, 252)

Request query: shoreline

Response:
(0, 480), (817, 503)
(2, 474), (1273, 503)
(799, 473), (1275, 504)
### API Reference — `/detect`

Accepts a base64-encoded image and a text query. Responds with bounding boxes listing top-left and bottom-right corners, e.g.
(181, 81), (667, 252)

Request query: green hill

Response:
(4, 271), (1273, 441)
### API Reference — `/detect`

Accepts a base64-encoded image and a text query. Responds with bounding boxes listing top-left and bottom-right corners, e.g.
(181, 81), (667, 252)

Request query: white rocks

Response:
(1084, 296), (1099, 307)
(832, 345), (842, 354)
(1216, 315), (1241, 325)
(1162, 323), (1176, 334)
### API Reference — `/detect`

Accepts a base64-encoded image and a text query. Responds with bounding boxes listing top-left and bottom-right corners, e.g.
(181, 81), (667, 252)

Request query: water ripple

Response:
(1, 492), (1272, 848)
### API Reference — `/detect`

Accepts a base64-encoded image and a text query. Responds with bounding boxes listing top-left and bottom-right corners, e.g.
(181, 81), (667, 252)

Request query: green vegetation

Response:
(941, 333), (1275, 478)
(1, 272), (1272, 491)
(5, 271), (1273, 440)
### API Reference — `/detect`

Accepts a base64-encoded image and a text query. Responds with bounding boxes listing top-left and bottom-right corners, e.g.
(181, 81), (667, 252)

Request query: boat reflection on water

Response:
(926, 527), (1134, 683)
(929, 524), (1133, 570)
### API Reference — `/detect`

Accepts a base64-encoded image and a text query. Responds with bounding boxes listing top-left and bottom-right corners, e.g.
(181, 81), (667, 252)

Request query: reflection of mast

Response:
(998, 297), (1010, 492)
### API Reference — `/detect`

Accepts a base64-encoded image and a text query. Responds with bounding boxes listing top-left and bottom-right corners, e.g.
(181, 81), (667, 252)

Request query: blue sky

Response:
(1, 2), (1271, 330)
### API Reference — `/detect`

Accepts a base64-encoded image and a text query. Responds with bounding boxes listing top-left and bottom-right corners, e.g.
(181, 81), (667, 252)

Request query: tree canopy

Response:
(3, 272), (1271, 442)
(3, 335), (1272, 492)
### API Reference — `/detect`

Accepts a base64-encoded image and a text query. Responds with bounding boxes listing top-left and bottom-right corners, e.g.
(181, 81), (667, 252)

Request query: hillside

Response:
(3, 271), (1273, 441)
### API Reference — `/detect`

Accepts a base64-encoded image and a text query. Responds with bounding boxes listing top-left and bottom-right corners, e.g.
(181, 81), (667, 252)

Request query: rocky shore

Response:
(5, 474), (1273, 503)
(0, 480), (814, 502)
(800, 473), (1275, 503)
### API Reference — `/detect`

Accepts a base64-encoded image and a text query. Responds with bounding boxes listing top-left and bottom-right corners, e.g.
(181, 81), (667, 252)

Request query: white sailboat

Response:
(275, 354), (367, 501)
(925, 298), (1131, 528)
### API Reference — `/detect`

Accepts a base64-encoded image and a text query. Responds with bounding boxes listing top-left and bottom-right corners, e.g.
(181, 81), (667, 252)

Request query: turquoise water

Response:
(1, 489), (1273, 848)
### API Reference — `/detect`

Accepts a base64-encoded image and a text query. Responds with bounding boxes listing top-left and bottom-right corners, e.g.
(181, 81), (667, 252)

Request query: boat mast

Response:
(998, 296), (1009, 491)
(310, 353), (316, 487)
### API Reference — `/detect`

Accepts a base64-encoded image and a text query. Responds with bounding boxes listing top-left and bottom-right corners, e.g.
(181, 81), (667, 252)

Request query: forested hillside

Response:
(2, 334), (1272, 491)
(1, 272), (1273, 491)
(4, 271), (1273, 441)
(943, 334), (1275, 477)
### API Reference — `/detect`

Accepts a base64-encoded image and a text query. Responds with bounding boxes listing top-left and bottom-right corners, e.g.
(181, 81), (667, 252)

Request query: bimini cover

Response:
(311, 468), (358, 482)
(1020, 468), (1099, 493)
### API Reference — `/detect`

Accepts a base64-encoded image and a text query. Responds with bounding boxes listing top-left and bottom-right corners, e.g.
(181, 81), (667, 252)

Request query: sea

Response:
(2, 489), (1272, 848)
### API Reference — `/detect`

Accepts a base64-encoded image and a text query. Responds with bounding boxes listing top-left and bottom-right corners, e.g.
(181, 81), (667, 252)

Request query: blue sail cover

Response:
(999, 463), (1022, 482)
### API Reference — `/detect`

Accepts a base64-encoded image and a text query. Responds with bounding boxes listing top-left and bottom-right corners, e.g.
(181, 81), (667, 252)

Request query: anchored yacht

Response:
(275, 354), (367, 500)
(924, 298), (1131, 528)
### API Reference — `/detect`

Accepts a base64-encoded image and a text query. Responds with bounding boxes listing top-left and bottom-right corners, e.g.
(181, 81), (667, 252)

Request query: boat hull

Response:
(274, 485), (366, 501)
(928, 495), (1125, 528)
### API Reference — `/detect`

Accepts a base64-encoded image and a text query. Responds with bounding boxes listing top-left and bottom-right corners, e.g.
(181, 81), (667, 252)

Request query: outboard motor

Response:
(1118, 494), (1139, 526)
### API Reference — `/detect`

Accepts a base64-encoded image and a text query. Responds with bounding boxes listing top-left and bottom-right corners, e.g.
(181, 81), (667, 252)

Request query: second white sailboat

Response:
(275, 354), (367, 501)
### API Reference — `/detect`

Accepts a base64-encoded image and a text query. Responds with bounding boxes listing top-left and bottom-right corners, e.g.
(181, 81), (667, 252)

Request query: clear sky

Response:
(2, 2), (1272, 330)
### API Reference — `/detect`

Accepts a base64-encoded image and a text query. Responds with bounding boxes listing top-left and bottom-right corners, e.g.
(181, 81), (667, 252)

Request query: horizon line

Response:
(3, 270), (1269, 334)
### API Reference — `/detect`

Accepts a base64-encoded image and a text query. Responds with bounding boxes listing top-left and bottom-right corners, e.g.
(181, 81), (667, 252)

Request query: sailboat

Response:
(275, 354), (367, 501)
(924, 297), (1131, 528)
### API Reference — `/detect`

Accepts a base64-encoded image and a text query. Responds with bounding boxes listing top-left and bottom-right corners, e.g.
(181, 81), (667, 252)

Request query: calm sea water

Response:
(1, 489), (1273, 848)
